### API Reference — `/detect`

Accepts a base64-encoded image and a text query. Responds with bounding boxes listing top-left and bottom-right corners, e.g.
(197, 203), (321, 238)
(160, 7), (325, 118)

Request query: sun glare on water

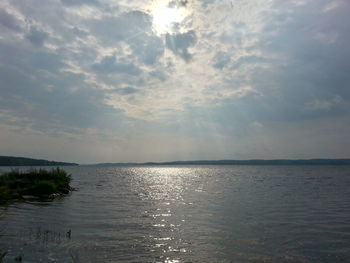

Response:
(150, 0), (189, 35)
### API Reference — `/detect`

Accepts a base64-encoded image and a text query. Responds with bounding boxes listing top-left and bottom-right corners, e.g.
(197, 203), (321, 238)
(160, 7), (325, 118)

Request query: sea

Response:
(0, 165), (349, 263)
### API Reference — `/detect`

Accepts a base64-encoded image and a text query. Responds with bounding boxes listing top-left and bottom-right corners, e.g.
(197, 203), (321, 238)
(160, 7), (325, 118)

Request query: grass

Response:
(0, 168), (73, 203)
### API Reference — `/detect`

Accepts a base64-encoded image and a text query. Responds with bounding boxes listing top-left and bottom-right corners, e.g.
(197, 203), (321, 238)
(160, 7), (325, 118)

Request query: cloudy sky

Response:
(0, 0), (349, 163)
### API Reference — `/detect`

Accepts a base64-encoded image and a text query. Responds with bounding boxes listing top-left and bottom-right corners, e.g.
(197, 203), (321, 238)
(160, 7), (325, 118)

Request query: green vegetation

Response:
(0, 168), (73, 203)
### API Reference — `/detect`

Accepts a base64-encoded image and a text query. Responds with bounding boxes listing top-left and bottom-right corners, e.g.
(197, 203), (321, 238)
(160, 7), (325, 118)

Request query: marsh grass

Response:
(0, 249), (7, 262)
(0, 168), (73, 203)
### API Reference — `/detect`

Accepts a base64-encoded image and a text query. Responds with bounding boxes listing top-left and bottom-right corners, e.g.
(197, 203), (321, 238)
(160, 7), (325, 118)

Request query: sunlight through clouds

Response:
(0, 0), (350, 162)
(150, 0), (191, 35)
(100, 0), (273, 120)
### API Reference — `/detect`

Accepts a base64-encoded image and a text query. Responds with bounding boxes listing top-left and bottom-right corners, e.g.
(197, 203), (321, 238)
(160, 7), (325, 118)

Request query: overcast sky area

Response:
(0, 0), (349, 163)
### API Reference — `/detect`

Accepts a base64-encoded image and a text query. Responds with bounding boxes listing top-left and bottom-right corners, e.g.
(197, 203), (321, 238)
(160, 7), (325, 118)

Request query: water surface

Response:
(0, 165), (350, 262)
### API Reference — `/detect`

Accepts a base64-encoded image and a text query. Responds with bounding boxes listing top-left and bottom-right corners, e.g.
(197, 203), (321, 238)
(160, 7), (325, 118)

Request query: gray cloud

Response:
(109, 87), (140, 95)
(61, 0), (100, 6)
(90, 11), (152, 42)
(26, 26), (48, 46)
(230, 55), (268, 71)
(0, 9), (22, 31)
(92, 55), (141, 75)
(130, 34), (163, 65)
(166, 30), (196, 61)
(0, 40), (121, 133)
(90, 10), (163, 65)
(213, 52), (230, 70)
(210, 0), (350, 125)
(149, 70), (168, 82)
(169, 0), (189, 8)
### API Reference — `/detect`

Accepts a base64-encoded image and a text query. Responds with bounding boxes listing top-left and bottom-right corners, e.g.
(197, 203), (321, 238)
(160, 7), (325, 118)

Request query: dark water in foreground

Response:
(0, 165), (350, 262)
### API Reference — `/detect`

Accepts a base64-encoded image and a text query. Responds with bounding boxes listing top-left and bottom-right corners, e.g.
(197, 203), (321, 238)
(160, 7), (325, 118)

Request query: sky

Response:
(0, 0), (349, 163)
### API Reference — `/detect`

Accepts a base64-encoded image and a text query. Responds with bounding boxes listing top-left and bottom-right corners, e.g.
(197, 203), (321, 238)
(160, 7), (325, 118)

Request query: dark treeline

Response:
(92, 159), (350, 166)
(2, 156), (350, 166)
(0, 156), (78, 166)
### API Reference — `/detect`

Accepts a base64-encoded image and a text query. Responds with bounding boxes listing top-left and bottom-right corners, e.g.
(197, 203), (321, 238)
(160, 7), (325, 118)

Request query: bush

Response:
(30, 180), (57, 196)
(0, 186), (12, 202)
(0, 168), (72, 202)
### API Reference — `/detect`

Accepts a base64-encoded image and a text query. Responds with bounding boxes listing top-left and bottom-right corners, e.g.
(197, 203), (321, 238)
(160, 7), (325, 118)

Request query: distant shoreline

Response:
(0, 156), (78, 167)
(89, 159), (350, 166)
(2, 156), (350, 167)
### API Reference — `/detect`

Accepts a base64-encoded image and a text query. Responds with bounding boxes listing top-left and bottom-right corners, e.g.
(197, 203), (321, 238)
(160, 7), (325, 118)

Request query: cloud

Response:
(26, 26), (48, 46)
(322, 1), (343, 13)
(0, 9), (22, 31)
(61, 0), (100, 6)
(0, 0), (350, 162)
(247, 0), (350, 121)
(92, 55), (141, 75)
(90, 10), (152, 42)
(305, 96), (343, 111)
(169, 0), (189, 8)
(109, 87), (140, 95)
(0, 39), (121, 134)
(165, 30), (196, 61)
(213, 51), (230, 69)
(89, 10), (164, 65)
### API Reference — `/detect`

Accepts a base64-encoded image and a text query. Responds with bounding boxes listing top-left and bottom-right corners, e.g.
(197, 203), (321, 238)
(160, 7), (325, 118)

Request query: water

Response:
(0, 165), (350, 262)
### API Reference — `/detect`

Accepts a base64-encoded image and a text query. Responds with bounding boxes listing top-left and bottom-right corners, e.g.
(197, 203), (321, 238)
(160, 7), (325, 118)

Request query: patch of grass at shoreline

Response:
(0, 168), (73, 203)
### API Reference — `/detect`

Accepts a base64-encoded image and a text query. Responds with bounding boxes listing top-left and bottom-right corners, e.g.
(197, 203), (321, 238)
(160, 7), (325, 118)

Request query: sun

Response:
(150, 0), (189, 35)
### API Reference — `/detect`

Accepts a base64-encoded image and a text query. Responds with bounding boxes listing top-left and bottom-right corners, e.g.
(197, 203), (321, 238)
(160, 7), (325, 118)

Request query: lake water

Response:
(0, 165), (350, 262)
